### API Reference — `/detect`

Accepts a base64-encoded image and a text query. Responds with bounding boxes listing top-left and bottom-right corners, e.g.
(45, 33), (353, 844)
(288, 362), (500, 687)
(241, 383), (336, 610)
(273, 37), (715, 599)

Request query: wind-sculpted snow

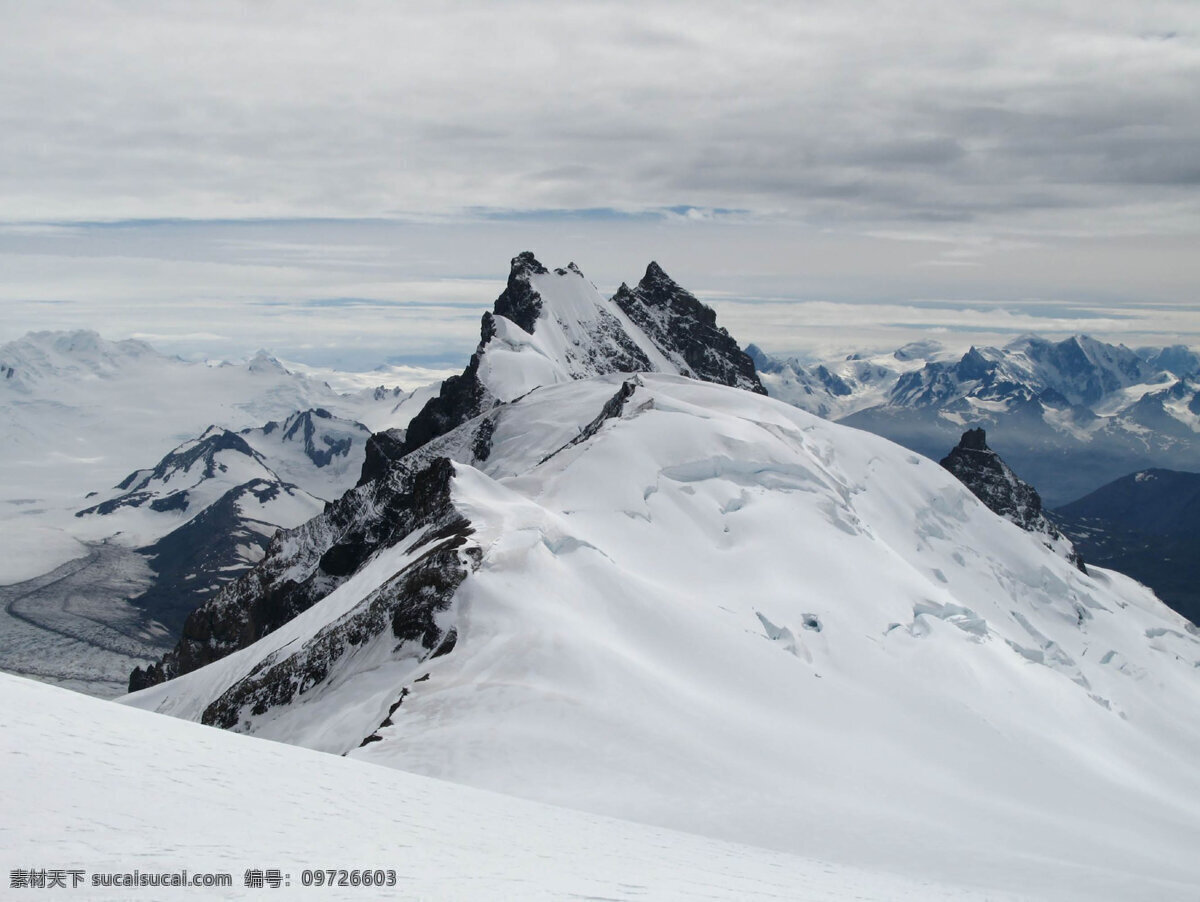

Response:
(127, 374), (1200, 900)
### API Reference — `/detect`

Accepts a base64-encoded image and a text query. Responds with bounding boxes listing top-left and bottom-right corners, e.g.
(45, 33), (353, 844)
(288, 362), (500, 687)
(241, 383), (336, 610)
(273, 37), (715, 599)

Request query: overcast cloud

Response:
(0, 1), (1197, 365)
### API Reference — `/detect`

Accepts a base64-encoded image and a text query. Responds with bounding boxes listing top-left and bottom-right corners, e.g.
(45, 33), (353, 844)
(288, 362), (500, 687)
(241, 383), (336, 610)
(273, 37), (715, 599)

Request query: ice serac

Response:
(941, 427), (1085, 571)
(394, 252), (762, 460)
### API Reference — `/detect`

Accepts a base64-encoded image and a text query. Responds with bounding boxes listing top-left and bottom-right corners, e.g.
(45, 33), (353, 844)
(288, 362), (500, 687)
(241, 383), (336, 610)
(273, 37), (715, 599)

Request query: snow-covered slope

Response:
(2, 672), (1021, 902)
(128, 374), (1200, 901)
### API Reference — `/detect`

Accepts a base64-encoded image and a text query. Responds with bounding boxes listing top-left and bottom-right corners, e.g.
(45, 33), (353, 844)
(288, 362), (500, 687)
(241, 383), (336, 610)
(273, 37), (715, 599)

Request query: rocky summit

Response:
(940, 427), (1086, 571)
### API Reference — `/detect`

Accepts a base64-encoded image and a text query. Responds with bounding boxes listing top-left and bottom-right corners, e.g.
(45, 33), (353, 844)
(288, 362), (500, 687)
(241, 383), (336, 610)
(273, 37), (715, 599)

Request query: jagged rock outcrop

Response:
(940, 428), (1085, 571)
(395, 252), (763, 459)
(613, 262), (765, 395)
(395, 319), (495, 459)
(129, 456), (465, 690)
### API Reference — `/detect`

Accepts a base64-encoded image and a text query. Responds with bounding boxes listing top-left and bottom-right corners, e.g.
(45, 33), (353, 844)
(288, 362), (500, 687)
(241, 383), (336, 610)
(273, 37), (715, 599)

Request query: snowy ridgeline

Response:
(127, 374), (1200, 901)
(3, 672), (1016, 902)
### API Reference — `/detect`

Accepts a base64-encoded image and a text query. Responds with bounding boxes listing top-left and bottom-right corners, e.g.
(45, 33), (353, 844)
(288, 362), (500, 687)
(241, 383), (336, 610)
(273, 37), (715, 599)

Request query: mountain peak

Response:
(957, 426), (989, 451)
(509, 250), (548, 277)
(493, 252), (551, 332)
(247, 350), (288, 375)
(395, 254), (766, 461)
(641, 260), (672, 286)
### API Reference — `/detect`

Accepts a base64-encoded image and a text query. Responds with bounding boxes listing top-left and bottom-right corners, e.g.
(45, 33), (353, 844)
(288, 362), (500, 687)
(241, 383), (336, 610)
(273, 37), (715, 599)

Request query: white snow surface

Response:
(2, 672), (1025, 902)
(128, 374), (1200, 901)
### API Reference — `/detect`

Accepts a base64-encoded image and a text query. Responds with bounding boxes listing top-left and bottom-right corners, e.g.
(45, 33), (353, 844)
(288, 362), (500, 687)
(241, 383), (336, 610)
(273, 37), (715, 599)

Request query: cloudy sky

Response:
(1, 1), (1197, 368)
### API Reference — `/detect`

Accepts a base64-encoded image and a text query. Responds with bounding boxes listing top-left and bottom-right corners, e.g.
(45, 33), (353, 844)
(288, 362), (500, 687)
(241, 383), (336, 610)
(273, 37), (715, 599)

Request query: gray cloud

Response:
(0, 2), (1197, 367)
(0, 0), (1197, 235)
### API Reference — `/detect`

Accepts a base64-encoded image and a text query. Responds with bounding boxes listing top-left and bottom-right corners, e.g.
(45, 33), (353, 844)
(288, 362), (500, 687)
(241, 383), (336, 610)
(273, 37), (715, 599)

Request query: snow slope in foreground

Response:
(1, 673), (1012, 902)
(129, 375), (1200, 901)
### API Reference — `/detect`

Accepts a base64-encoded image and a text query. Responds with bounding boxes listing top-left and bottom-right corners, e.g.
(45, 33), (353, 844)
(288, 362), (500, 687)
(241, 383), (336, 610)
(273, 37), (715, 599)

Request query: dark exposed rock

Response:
(130, 456), (468, 691)
(941, 428), (1086, 572)
(613, 262), (765, 395)
(358, 428), (407, 486)
(149, 492), (190, 513)
(471, 417), (496, 463)
(398, 339), (492, 458)
(493, 251), (548, 332)
(201, 526), (473, 730)
(540, 378), (641, 465)
(128, 660), (168, 692)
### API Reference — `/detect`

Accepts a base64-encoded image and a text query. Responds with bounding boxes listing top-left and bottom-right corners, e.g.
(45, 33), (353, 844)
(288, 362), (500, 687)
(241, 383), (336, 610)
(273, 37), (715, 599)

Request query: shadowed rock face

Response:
(396, 325), (494, 461)
(941, 428), (1086, 572)
(129, 457), (467, 691)
(613, 262), (765, 396)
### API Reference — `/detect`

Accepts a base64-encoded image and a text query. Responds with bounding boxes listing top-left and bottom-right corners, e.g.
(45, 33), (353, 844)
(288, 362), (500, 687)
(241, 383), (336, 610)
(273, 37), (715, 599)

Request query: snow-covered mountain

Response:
(396, 252), (762, 459)
(0, 330), (429, 575)
(122, 255), (1200, 899)
(755, 335), (1200, 506)
(67, 411), (375, 635)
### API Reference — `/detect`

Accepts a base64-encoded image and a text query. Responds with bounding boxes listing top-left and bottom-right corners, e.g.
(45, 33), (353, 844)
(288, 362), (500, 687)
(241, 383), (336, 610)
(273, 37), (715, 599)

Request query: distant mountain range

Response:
(74, 410), (374, 634)
(751, 336), (1199, 507)
(0, 331), (437, 695)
